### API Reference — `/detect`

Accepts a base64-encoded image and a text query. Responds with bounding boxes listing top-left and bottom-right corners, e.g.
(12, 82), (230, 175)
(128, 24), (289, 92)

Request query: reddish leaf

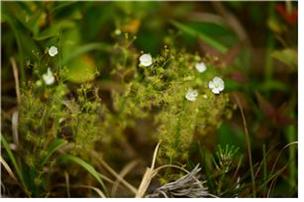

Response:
(198, 39), (242, 68)
(276, 4), (298, 26)
(256, 92), (276, 118)
(256, 92), (294, 126)
(229, 71), (248, 83)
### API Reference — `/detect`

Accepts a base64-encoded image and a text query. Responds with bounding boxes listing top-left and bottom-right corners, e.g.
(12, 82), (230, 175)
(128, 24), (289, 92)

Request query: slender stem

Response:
(262, 144), (267, 196)
(64, 171), (71, 197)
(234, 94), (256, 197)
(265, 2), (275, 82)
(92, 152), (137, 194)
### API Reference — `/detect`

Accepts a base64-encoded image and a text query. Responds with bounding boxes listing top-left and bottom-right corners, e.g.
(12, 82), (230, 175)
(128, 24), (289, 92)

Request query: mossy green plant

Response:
(10, 33), (233, 197)
(18, 41), (231, 168)
(111, 46), (232, 163)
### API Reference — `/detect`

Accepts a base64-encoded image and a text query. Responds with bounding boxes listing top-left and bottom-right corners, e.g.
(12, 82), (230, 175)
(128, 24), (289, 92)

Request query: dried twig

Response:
(64, 171), (71, 197)
(10, 57), (21, 105)
(135, 142), (161, 197)
(92, 151), (138, 195)
(111, 160), (138, 197)
(0, 155), (18, 182)
(11, 111), (19, 148)
(146, 165), (211, 198)
(10, 57), (20, 149)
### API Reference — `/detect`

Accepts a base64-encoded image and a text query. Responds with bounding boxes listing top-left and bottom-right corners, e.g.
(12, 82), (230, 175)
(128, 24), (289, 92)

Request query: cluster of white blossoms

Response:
(138, 54), (225, 102)
(186, 61), (225, 101)
(38, 46), (58, 86)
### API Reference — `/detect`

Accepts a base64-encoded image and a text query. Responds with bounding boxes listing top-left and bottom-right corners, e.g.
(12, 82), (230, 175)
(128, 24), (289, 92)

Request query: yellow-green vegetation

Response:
(113, 48), (232, 162)
(1, 1), (298, 198)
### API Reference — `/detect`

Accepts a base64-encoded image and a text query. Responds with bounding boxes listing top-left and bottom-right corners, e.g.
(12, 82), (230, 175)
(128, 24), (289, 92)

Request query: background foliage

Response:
(1, 1), (297, 197)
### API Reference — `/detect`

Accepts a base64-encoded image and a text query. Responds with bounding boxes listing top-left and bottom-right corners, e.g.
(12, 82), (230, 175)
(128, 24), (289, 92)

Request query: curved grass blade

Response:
(171, 20), (227, 53)
(0, 155), (18, 181)
(1, 135), (29, 195)
(1, 13), (25, 82)
(74, 185), (106, 198)
(40, 138), (67, 167)
(61, 43), (112, 65)
(60, 154), (108, 195)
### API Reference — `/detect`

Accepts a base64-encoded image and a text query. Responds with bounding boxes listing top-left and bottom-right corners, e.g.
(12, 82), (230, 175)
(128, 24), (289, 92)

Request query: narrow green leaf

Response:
(62, 42), (111, 65)
(1, 136), (22, 181)
(40, 138), (67, 167)
(60, 154), (107, 195)
(257, 80), (289, 92)
(33, 20), (75, 41)
(1, 13), (26, 82)
(171, 20), (228, 53)
(272, 49), (297, 68)
(51, 2), (77, 14)
(1, 135), (28, 194)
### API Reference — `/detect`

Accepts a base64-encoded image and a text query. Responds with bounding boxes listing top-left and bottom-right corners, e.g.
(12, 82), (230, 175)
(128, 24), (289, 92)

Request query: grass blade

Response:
(1, 135), (29, 194)
(1, 13), (26, 82)
(76, 185), (106, 198)
(40, 138), (67, 167)
(60, 154), (108, 195)
(171, 20), (227, 53)
(1, 136), (22, 182)
(61, 42), (112, 65)
(0, 155), (18, 181)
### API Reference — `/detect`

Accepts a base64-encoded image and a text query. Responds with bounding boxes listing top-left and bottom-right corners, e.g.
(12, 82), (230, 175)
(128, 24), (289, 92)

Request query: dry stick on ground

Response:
(233, 94), (256, 197)
(10, 57), (21, 105)
(135, 142), (216, 198)
(135, 142), (161, 197)
(10, 57), (20, 149)
(111, 160), (139, 197)
(0, 155), (18, 182)
(146, 165), (210, 198)
(53, 184), (106, 198)
(91, 151), (138, 195)
(64, 171), (71, 197)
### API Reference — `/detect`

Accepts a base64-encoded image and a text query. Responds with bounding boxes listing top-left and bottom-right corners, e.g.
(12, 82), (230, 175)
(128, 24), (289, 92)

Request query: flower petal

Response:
(195, 62), (206, 73)
(139, 53), (153, 67)
(212, 88), (220, 94)
(208, 81), (215, 89)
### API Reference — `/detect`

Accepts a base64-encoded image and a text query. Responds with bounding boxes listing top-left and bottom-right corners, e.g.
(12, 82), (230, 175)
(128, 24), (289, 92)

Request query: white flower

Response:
(185, 88), (198, 102)
(42, 68), (55, 85)
(48, 46), (58, 57)
(139, 53), (153, 67)
(208, 76), (224, 94)
(195, 62), (207, 73)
